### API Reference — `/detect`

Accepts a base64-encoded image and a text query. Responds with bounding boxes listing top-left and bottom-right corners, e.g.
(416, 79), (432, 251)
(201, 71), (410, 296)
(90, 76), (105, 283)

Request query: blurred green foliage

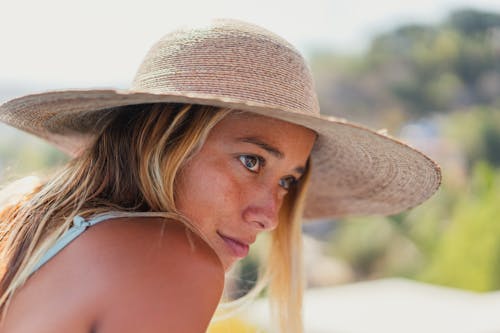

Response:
(419, 162), (500, 291)
(449, 9), (500, 35)
(442, 107), (500, 167)
(326, 149), (500, 291)
(312, 8), (500, 128)
(317, 8), (500, 292)
(320, 79), (500, 290)
(0, 124), (67, 183)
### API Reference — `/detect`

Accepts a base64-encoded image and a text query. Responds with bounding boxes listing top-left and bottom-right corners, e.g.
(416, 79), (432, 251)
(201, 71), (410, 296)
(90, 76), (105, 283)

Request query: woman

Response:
(0, 19), (441, 332)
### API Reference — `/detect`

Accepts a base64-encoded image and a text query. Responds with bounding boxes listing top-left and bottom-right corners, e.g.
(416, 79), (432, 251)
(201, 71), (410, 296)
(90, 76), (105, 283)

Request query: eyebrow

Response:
(239, 136), (284, 158)
(237, 136), (306, 176)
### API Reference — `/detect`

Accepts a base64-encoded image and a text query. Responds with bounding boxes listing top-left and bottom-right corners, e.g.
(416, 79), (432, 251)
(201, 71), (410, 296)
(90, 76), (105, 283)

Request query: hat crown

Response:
(132, 19), (320, 116)
(0, 19), (441, 219)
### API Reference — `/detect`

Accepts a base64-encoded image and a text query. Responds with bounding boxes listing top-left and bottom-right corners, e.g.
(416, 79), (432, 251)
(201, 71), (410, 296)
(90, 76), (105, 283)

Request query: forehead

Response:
(209, 112), (316, 143)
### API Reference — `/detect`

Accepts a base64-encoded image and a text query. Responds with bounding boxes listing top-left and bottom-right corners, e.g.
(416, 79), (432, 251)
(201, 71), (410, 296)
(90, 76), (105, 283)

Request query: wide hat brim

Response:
(0, 88), (441, 220)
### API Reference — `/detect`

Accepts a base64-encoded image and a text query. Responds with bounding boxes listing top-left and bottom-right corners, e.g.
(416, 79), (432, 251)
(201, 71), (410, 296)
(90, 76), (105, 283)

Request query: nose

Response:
(242, 183), (284, 231)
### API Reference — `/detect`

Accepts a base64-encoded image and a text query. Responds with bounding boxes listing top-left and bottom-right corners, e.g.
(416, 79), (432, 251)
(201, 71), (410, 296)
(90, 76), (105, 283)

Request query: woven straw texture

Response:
(0, 19), (441, 220)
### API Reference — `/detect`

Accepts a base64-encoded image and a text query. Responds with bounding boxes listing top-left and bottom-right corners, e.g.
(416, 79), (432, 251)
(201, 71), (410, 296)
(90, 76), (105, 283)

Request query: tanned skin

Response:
(1, 217), (225, 333)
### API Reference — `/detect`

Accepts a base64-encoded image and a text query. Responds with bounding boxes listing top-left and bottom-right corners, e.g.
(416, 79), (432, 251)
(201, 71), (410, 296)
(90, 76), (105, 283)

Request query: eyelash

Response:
(238, 155), (298, 190)
(239, 154), (265, 173)
(279, 176), (298, 191)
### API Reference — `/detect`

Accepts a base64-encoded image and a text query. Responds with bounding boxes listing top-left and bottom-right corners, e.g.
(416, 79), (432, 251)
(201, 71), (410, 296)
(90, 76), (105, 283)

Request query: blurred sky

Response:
(1, 0), (500, 91)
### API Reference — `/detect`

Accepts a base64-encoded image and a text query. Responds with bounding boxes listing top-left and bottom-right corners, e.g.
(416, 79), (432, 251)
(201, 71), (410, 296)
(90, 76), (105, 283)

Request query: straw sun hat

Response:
(0, 19), (440, 219)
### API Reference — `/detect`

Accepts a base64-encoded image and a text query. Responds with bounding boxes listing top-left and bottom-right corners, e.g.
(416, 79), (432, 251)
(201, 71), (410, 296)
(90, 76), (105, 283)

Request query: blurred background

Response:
(1, 1), (500, 332)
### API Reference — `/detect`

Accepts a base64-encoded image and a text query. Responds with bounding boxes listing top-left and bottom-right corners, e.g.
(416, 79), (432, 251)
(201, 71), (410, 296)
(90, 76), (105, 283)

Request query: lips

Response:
(217, 232), (250, 258)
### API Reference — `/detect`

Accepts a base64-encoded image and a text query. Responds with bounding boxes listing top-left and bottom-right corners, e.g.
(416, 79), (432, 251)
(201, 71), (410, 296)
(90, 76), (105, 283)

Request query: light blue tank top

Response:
(29, 211), (160, 277)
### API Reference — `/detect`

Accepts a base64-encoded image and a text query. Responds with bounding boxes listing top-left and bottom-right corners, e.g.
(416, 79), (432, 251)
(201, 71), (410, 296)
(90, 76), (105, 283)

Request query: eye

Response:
(239, 155), (264, 173)
(279, 176), (298, 191)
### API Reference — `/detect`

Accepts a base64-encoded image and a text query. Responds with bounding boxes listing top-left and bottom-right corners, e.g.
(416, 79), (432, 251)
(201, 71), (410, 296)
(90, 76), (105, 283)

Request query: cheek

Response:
(177, 159), (244, 222)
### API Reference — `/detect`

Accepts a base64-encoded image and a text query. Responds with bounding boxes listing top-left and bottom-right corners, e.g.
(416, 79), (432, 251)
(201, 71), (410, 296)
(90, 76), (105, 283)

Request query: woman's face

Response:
(176, 113), (316, 270)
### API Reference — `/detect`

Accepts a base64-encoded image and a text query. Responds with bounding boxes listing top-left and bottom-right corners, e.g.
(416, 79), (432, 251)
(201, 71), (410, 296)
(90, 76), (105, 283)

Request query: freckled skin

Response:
(0, 114), (315, 333)
(176, 113), (316, 270)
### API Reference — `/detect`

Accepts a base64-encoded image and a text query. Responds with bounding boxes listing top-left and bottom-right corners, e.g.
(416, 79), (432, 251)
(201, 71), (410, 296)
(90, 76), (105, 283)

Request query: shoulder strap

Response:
(29, 211), (161, 277)
(29, 215), (100, 276)
(30, 212), (137, 275)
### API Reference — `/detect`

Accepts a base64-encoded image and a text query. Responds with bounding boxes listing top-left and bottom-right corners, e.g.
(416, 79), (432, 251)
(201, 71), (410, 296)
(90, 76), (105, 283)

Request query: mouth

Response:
(217, 231), (250, 258)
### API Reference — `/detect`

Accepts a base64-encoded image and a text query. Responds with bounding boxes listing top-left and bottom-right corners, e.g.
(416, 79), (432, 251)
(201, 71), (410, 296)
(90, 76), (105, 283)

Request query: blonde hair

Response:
(0, 103), (310, 332)
(268, 159), (310, 333)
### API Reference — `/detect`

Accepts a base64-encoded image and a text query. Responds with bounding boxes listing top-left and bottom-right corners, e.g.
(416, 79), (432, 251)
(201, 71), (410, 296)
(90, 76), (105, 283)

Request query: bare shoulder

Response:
(83, 216), (225, 332)
(1, 216), (224, 333)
